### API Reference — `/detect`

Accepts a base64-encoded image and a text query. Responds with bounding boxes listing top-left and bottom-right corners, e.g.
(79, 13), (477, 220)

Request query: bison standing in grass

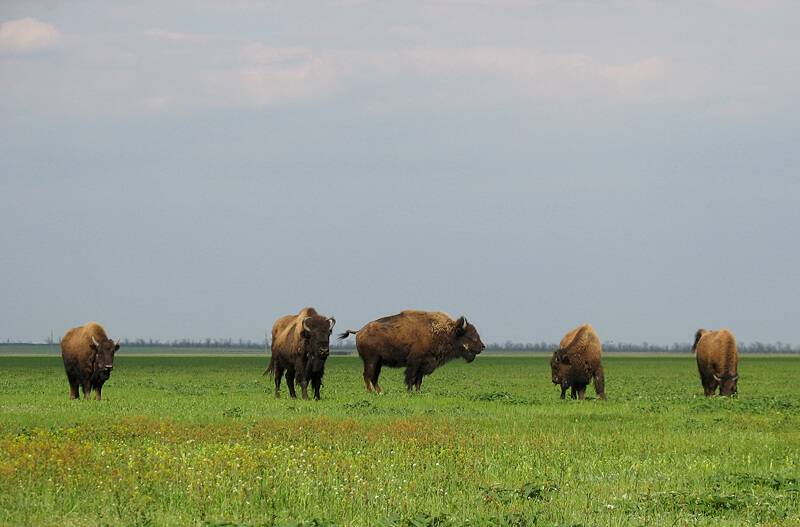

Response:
(61, 322), (120, 400)
(550, 323), (606, 400)
(693, 328), (739, 396)
(265, 307), (335, 400)
(338, 310), (485, 393)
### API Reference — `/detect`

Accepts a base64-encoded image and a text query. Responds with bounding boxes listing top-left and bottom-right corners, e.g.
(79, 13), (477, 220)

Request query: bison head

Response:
(550, 350), (570, 387)
(454, 316), (485, 363)
(714, 372), (739, 396)
(90, 336), (120, 379)
(301, 316), (336, 367)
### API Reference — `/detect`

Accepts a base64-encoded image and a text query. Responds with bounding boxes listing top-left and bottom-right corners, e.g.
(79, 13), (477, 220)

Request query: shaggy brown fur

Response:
(338, 310), (485, 393)
(61, 322), (120, 400)
(550, 323), (606, 400)
(693, 328), (739, 396)
(265, 307), (335, 400)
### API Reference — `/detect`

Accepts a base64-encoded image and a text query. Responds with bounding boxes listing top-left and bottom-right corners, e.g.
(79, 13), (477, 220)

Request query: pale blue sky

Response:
(1, 1), (798, 344)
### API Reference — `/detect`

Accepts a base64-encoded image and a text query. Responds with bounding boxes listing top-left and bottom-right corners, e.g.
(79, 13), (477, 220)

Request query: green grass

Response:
(1, 354), (798, 526)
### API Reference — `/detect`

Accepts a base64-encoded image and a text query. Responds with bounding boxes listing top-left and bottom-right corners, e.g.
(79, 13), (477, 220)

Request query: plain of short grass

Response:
(0, 353), (798, 526)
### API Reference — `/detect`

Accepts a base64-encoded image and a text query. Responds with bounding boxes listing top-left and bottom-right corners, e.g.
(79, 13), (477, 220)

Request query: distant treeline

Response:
(484, 341), (800, 354)
(1, 338), (798, 353)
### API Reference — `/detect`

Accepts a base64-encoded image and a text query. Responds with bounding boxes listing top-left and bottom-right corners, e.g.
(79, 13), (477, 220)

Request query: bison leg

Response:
(285, 368), (297, 399)
(311, 375), (322, 401)
(299, 377), (310, 400)
(372, 360), (383, 394)
(570, 386), (577, 400)
(273, 365), (285, 398)
(594, 367), (607, 400)
(67, 373), (80, 400)
(701, 374), (716, 397)
(560, 384), (568, 400)
(577, 385), (586, 400)
(414, 370), (424, 392)
(404, 365), (420, 392)
(363, 361), (377, 393)
(94, 383), (103, 401)
(82, 380), (92, 400)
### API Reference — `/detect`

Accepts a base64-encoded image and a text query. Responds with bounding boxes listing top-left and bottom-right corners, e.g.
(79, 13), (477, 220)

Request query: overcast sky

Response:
(1, 1), (798, 345)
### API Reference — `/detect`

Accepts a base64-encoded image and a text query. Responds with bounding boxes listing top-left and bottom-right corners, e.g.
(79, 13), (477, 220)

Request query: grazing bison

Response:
(693, 328), (739, 396)
(265, 307), (335, 400)
(61, 322), (120, 400)
(550, 323), (606, 400)
(338, 310), (485, 393)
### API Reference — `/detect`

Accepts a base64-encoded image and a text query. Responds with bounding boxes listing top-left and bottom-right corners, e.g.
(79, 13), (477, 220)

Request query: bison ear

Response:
(455, 316), (468, 337)
(300, 329), (311, 339)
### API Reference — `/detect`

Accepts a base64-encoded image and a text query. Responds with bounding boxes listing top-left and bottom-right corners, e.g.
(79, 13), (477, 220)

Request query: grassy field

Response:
(1, 353), (799, 527)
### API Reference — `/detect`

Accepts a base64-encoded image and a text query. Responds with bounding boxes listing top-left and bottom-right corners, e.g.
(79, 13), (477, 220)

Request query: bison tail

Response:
(337, 330), (358, 340)
(263, 355), (275, 377)
(692, 329), (705, 353)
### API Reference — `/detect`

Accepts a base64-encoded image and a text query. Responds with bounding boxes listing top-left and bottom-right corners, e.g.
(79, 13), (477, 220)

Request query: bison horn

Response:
(732, 374), (739, 381)
(302, 317), (312, 332)
(713, 374), (721, 381)
(328, 317), (336, 330)
(91, 336), (100, 348)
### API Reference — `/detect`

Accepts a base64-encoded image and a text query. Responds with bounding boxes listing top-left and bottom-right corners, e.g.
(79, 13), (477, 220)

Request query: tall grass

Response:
(1, 355), (798, 526)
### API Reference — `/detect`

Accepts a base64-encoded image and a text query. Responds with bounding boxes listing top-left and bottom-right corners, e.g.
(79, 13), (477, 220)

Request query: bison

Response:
(550, 323), (606, 400)
(265, 307), (335, 400)
(61, 322), (120, 400)
(693, 328), (739, 396)
(338, 310), (485, 393)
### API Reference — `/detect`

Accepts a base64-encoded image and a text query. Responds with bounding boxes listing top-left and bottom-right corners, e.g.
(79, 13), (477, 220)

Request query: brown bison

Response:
(550, 323), (606, 400)
(338, 310), (485, 393)
(265, 307), (335, 400)
(693, 328), (739, 396)
(61, 322), (120, 400)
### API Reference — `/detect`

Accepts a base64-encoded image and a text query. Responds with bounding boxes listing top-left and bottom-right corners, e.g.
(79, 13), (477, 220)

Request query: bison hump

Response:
(83, 322), (109, 341)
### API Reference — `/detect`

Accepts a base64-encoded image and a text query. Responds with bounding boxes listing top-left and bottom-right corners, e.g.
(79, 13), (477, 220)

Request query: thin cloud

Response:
(143, 28), (198, 42)
(0, 17), (60, 54)
(0, 26), (788, 117)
